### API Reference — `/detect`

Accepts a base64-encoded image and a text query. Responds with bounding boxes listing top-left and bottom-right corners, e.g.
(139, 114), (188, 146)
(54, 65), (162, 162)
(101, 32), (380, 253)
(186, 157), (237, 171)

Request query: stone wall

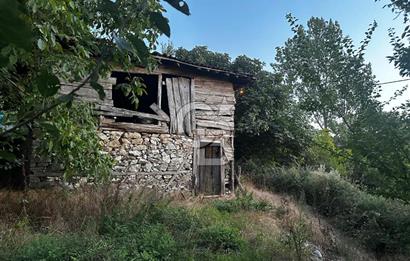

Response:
(100, 130), (194, 192)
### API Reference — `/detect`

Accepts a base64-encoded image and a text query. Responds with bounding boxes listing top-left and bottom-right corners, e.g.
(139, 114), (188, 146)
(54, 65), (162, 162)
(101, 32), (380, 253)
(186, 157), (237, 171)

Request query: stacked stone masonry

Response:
(100, 130), (194, 192)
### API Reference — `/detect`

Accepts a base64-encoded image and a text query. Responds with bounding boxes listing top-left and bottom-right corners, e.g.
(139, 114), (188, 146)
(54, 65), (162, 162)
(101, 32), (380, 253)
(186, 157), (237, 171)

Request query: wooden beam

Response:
(196, 119), (234, 131)
(97, 105), (169, 122)
(149, 103), (170, 122)
(101, 121), (169, 133)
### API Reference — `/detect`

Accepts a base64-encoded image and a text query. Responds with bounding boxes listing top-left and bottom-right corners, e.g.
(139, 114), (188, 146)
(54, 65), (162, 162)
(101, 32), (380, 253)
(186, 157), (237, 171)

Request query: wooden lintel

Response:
(101, 122), (169, 133)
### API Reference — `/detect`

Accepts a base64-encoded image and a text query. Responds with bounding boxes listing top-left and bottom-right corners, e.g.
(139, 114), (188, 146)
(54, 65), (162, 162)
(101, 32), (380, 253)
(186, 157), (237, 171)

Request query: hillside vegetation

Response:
(2, 173), (408, 261)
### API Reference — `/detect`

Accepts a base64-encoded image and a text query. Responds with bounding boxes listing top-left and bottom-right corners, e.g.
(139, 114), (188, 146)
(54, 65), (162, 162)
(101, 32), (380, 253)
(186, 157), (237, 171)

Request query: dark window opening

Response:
(111, 71), (160, 124)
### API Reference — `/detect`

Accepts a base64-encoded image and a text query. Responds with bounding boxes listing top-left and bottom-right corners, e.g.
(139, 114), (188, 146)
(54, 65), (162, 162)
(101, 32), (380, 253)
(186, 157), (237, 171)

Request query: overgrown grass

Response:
(0, 187), (299, 260)
(244, 161), (410, 257)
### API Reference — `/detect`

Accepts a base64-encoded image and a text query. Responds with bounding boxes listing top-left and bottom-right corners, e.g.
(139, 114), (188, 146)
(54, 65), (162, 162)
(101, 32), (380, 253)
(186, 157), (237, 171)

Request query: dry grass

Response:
(0, 185), (162, 234)
(244, 182), (377, 261)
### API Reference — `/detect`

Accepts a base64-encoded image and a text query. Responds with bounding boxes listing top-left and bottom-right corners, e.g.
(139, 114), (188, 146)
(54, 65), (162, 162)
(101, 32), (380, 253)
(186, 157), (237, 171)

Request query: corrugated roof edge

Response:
(152, 52), (255, 84)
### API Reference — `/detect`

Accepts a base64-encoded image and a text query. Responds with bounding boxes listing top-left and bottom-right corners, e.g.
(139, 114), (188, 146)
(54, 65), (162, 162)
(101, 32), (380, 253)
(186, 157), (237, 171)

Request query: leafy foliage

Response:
(275, 16), (377, 130)
(377, 0), (410, 77)
(307, 129), (351, 175)
(348, 105), (410, 200)
(36, 102), (114, 181)
(175, 45), (232, 70)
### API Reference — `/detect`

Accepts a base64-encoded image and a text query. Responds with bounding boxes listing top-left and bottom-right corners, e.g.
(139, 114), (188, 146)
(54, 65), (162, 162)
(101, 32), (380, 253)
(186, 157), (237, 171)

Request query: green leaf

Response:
(0, 150), (16, 161)
(150, 12), (171, 37)
(34, 70), (60, 97)
(0, 0), (32, 50)
(40, 122), (60, 137)
(91, 81), (106, 100)
(127, 35), (149, 64)
(164, 0), (190, 15)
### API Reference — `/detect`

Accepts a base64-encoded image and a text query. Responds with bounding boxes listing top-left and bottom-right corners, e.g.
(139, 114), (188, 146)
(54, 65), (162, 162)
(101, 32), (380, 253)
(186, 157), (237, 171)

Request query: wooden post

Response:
(220, 140), (225, 196)
(157, 74), (162, 126)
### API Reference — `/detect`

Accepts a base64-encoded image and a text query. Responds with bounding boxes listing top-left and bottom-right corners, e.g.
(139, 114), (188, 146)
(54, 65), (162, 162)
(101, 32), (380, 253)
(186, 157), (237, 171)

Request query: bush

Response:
(198, 224), (244, 252)
(245, 161), (410, 255)
(212, 192), (272, 213)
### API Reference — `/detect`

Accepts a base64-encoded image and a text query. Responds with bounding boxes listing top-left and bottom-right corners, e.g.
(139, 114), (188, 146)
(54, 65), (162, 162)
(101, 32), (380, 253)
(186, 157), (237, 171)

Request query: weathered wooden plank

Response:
(190, 78), (196, 134)
(149, 103), (170, 122)
(194, 128), (232, 137)
(97, 105), (169, 122)
(179, 77), (192, 136)
(196, 119), (234, 131)
(157, 74), (163, 109)
(193, 138), (200, 194)
(172, 78), (184, 135)
(195, 115), (233, 123)
(220, 140), (225, 196)
(60, 85), (113, 100)
(166, 78), (177, 133)
(195, 103), (235, 112)
(101, 121), (168, 133)
(195, 89), (235, 98)
(195, 92), (235, 104)
(195, 110), (234, 117)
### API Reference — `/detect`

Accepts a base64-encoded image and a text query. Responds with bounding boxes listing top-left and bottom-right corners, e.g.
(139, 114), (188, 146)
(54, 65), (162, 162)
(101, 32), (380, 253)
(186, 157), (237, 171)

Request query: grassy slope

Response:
(0, 184), (383, 261)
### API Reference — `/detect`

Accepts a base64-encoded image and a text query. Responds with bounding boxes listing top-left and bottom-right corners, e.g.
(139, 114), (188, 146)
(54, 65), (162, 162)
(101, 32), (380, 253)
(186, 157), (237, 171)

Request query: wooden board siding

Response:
(193, 75), (236, 195)
(59, 77), (116, 108)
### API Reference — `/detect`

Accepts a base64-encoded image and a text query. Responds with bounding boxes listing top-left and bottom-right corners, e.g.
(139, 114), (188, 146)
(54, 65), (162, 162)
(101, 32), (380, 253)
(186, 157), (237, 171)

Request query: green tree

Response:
(0, 0), (189, 179)
(275, 16), (377, 130)
(348, 103), (410, 200)
(175, 46), (232, 70)
(233, 56), (312, 164)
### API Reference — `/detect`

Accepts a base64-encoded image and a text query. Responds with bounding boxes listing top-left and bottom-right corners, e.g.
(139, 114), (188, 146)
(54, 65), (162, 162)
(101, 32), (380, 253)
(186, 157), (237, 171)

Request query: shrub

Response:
(245, 161), (410, 255)
(212, 192), (272, 213)
(281, 215), (312, 261)
(198, 224), (244, 252)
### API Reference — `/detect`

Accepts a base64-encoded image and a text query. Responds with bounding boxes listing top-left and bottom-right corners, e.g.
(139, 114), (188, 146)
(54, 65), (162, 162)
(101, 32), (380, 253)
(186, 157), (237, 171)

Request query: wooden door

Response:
(198, 143), (222, 195)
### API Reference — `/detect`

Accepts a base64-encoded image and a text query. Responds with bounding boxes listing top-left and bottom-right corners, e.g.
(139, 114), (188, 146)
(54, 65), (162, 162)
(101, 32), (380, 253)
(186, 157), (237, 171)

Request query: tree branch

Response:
(0, 72), (95, 138)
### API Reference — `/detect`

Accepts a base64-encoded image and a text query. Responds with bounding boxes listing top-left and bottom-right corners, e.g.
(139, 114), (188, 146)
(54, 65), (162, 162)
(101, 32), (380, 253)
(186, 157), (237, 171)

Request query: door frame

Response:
(193, 138), (225, 196)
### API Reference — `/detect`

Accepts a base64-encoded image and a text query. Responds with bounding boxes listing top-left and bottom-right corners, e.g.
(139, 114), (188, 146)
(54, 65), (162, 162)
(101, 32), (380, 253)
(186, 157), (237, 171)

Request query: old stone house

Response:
(30, 54), (251, 196)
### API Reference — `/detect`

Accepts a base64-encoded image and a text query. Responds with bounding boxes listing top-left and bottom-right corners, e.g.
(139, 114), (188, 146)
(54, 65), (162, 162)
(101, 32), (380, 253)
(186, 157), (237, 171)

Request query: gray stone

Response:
(166, 143), (176, 150)
(129, 150), (141, 157)
(131, 138), (143, 145)
(135, 145), (147, 150)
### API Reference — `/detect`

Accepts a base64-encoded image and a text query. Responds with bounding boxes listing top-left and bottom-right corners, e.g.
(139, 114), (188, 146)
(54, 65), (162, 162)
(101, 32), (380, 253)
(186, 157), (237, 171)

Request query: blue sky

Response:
(160, 0), (409, 108)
